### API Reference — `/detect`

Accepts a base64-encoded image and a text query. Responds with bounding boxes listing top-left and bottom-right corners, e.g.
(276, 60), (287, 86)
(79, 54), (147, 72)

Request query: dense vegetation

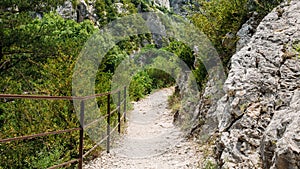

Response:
(0, 8), (97, 169)
(0, 0), (283, 168)
(0, 1), (175, 168)
(191, 0), (284, 68)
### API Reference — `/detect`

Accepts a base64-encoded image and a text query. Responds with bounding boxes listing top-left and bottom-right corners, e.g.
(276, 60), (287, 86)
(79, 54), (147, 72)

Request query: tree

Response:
(0, 11), (96, 168)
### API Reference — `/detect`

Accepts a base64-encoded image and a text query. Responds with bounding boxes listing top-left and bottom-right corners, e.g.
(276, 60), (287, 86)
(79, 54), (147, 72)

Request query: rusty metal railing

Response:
(0, 86), (127, 169)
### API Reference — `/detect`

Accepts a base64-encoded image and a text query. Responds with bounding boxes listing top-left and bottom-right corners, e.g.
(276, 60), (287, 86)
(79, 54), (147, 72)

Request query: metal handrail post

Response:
(78, 100), (84, 169)
(106, 94), (111, 153)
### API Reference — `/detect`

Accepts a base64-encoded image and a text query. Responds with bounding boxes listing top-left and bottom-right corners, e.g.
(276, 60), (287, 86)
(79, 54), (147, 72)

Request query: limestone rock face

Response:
(152, 0), (170, 9)
(170, 0), (193, 16)
(261, 90), (300, 169)
(211, 1), (300, 168)
(57, 0), (97, 23)
(56, 1), (77, 20)
(183, 0), (300, 168)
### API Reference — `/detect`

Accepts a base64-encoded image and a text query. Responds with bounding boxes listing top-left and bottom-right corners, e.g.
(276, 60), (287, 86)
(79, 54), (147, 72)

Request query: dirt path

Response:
(84, 88), (202, 169)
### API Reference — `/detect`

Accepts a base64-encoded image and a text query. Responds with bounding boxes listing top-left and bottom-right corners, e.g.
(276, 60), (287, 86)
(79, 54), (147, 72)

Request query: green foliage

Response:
(0, 12), (98, 168)
(293, 42), (300, 53)
(251, 0), (284, 16)
(100, 46), (128, 73)
(1, 14), (96, 99)
(129, 67), (175, 101)
(0, 99), (81, 168)
(204, 160), (218, 169)
(165, 41), (195, 69)
(292, 41), (300, 59)
(164, 40), (207, 90)
(30, 147), (62, 168)
(95, 0), (118, 25)
(192, 0), (248, 64)
(191, 0), (283, 67)
(0, 0), (286, 168)
(95, 0), (140, 26)
(0, 5), (173, 168)
(0, 0), (65, 13)
(193, 61), (208, 90)
(129, 71), (153, 101)
(147, 68), (175, 89)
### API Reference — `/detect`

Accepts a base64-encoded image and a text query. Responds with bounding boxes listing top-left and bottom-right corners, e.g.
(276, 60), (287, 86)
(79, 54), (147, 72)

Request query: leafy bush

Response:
(0, 13), (99, 168)
(165, 41), (195, 69)
(129, 71), (153, 101)
(95, 0), (140, 26)
(251, 0), (285, 16)
(191, 0), (248, 66)
(0, 1), (169, 168)
(147, 68), (175, 89)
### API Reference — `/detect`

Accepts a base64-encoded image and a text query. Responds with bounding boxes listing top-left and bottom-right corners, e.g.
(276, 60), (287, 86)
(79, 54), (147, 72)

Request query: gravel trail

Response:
(84, 88), (202, 169)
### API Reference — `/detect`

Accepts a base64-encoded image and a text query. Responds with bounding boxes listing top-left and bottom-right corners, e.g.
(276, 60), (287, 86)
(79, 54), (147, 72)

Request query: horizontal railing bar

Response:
(0, 94), (76, 100)
(80, 87), (126, 100)
(47, 159), (79, 169)
(84, 112), (125, 157)
(82, 92), (110, 100)
(120, 113), (125, 121)
(109, 106), (120, 116)
(84, 107), (123, 130)
(84, 117), (105, 129)
(83, 100), (125, 129)
(0, 85), (128, 169)
(83, 135), (109, 158)
(121, 99), (125, 105)
(92, 86), (125, 98)
(110, 123), (119, 135)
(0, 86), (126, 101)
(0, 127), (81, 143)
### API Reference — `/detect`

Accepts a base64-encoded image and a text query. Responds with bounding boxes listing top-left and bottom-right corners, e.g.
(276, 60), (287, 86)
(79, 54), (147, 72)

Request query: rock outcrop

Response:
(57, 0), (97, 23)
(170, 0), (194, 17)
(261, 90), (300, 169)
(236, 11), (260, 52)
(190, 0), (300, 168)
(210, 1), (300, 168)
(56, 1), (77, 20)
(150, 0), (170, 9)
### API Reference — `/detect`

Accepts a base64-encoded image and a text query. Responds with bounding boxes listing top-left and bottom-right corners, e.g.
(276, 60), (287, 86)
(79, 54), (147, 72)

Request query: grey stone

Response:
(214, 1), (300, 168)
(56, 1), (77, 20)
(57, 0), (97, 24)
(191, 0), (300, 168)
(153, 0), (170, 9)
(236, 12), (260, 52)
(261, 90), (300, 169)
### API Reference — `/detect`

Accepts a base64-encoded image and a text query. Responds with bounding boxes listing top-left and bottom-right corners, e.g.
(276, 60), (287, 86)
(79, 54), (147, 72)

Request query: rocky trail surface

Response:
(84, 88), (202, 169)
